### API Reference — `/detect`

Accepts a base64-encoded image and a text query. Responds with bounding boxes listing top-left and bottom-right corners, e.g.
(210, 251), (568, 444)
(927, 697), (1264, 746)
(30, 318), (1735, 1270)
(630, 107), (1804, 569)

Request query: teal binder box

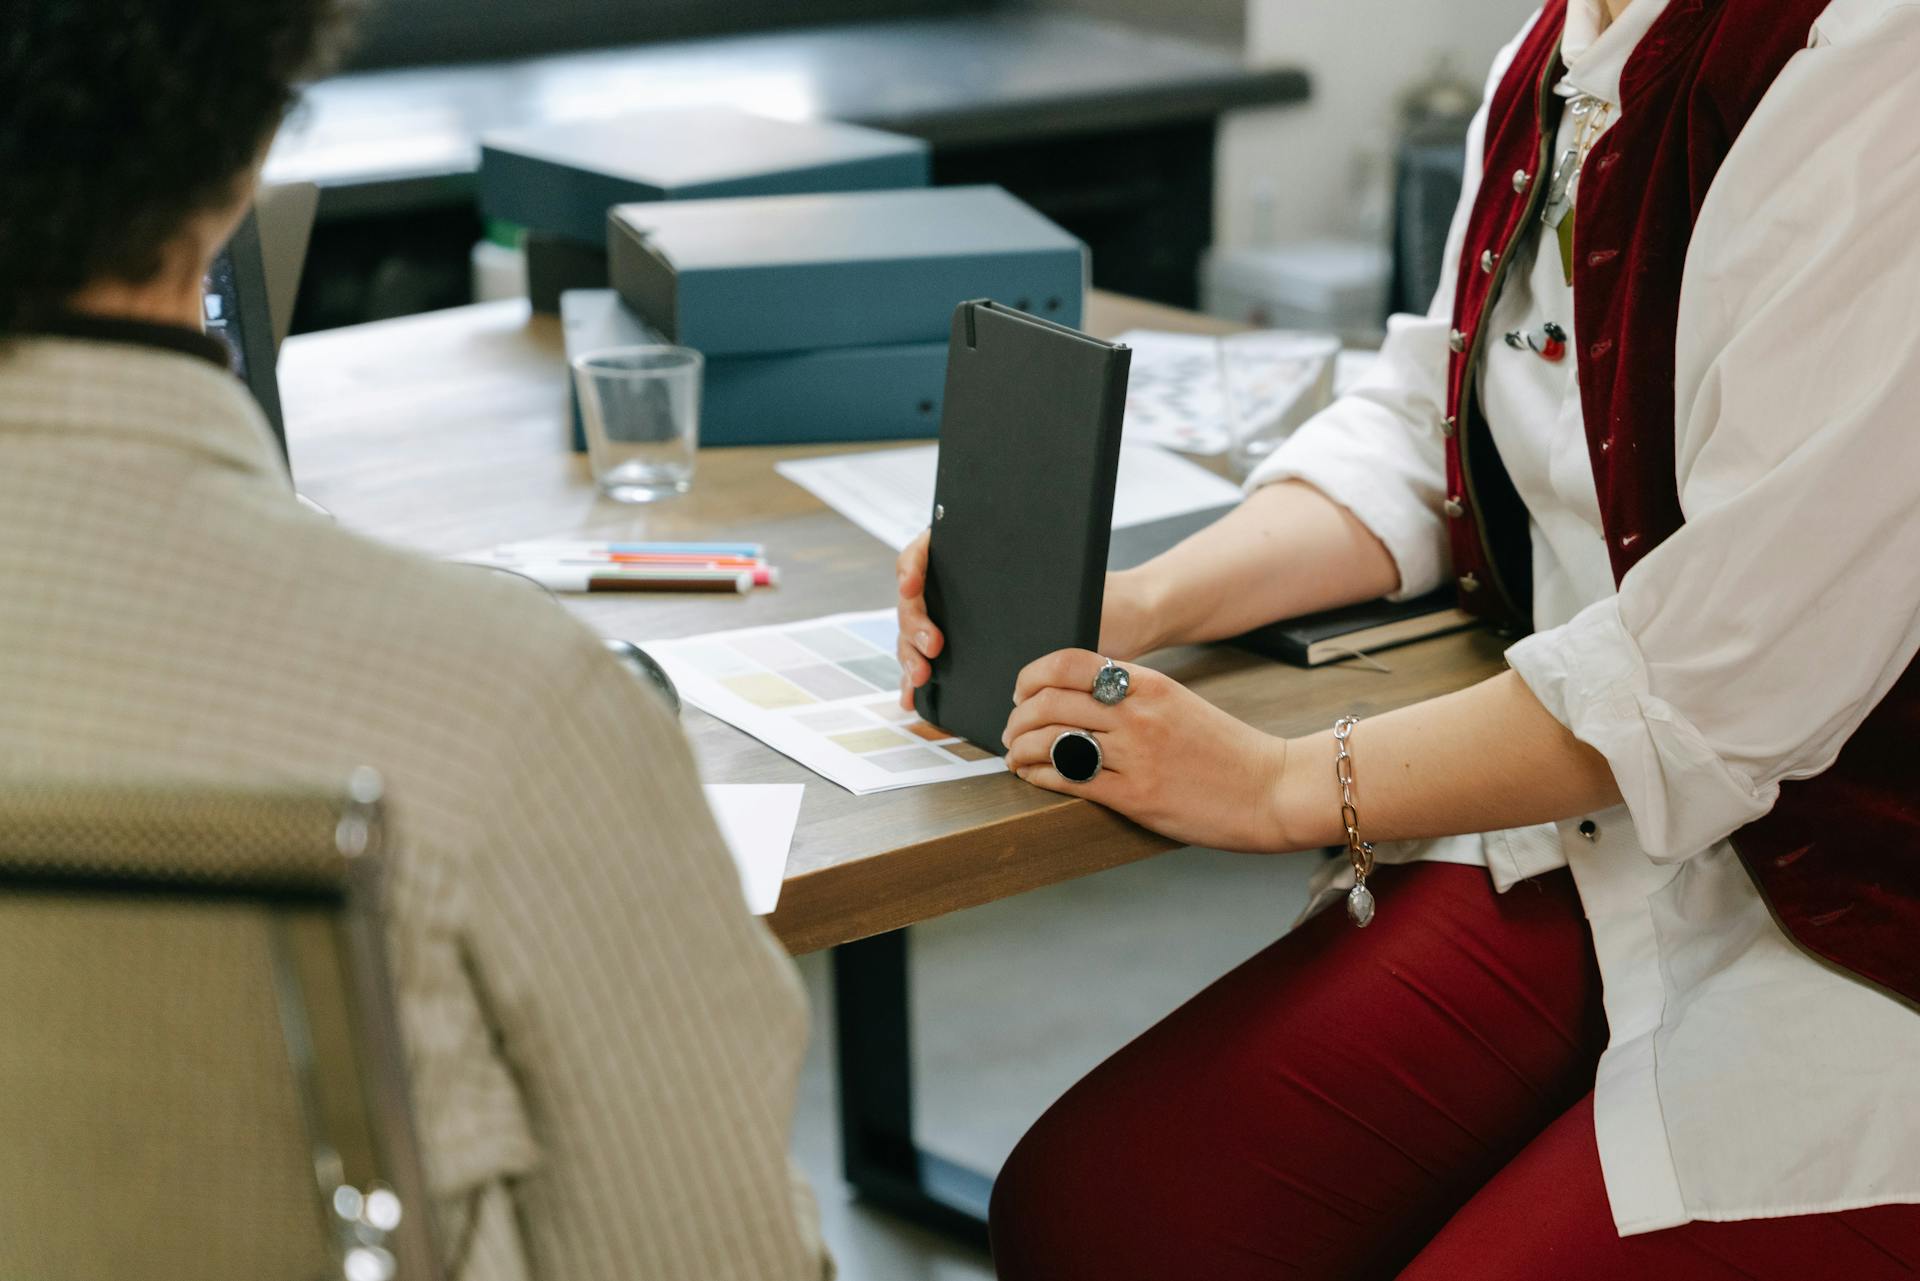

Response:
(561, 290), (947, 449)
(607, 185), (1086, 357)
(705, 343), (948, 445)
(481, 107), (930, 247)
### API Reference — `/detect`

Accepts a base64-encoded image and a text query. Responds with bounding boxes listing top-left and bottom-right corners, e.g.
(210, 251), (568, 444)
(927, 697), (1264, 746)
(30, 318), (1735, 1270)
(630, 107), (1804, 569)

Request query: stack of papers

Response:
(776, 441), (1244, 553)
(1115, 328), (1340, 456)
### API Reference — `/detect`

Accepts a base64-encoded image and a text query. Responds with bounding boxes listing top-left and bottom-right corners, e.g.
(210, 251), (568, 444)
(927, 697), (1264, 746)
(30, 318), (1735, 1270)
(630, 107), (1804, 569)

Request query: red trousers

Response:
(989, 861), (1920, 1279)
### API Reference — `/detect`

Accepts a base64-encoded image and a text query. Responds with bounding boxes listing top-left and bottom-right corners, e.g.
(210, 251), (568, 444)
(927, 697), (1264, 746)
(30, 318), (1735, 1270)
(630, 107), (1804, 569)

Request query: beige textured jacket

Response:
(0, 334), (828, 1281)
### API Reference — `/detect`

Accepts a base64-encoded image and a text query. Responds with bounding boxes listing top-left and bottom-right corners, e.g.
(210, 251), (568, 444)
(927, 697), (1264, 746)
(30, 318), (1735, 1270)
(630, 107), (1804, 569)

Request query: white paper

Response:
(1109, 441), (1246, 529)
(650, 610), (1006, 796)
(703, 783), (803, 915)
(777, 445), (941, 552)
(1114, 329), (1341, 456)
(777, 442), (1243, 554)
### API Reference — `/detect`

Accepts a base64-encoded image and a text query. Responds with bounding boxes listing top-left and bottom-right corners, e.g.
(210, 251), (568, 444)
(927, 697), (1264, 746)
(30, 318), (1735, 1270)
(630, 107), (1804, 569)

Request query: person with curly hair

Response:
(0, 5), (829, 1278)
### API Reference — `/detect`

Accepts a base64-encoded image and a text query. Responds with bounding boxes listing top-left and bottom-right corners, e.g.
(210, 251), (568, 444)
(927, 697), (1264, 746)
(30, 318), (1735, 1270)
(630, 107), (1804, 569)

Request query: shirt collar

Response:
(1558, 0), (1672, 106)
(28, 312), (235, 372)
(0, 333), (289, 486)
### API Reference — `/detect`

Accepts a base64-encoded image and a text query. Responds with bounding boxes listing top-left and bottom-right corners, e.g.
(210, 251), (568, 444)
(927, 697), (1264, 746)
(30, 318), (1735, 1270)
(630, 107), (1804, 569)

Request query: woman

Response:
(895, 0), (1920, 1275)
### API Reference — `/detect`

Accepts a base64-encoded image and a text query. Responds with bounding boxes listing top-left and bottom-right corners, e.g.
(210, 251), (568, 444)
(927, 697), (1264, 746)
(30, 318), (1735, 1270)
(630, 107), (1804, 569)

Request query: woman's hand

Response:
(895, 531), (1161, 710)
(1000, 648), (1292, 853)
(896, 530), (942, 709)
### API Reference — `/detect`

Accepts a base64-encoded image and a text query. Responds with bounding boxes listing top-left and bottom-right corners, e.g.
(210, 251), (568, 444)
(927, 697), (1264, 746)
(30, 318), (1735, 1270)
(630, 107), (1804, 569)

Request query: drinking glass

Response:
(572, 345), (702, 502)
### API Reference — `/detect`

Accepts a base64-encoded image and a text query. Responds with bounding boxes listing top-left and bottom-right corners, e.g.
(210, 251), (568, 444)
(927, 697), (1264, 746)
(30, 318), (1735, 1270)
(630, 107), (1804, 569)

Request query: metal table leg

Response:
(832, 928), (993, 1251)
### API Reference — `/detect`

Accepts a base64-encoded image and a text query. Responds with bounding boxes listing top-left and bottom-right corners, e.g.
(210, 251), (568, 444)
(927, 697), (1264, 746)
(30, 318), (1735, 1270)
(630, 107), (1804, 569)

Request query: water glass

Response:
(572, 346), (702, 503)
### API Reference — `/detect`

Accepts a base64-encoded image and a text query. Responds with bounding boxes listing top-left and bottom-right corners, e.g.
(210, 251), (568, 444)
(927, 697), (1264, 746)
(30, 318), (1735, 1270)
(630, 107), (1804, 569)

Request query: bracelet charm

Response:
(1333, 715), (1376, 927)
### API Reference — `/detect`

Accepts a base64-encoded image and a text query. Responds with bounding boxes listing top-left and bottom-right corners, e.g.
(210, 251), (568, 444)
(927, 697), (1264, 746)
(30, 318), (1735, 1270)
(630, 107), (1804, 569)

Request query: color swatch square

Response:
(870, 746), (954, 773)
(721, 672), (814, 710)
(792, 626), (883, 661)
(784, 663), (875, 701)
(840, 654), (902, 691)
(797, 707), (871, 733)
(829, 728), (912, 754)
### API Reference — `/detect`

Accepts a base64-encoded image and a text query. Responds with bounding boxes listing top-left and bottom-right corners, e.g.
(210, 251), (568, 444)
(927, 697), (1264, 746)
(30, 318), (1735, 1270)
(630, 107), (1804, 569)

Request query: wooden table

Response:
(278, 290), (1507, 1241)
(279, 292), (1506, 954)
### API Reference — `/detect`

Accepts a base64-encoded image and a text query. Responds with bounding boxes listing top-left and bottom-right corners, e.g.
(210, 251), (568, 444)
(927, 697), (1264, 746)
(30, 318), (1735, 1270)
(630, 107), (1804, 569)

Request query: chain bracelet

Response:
(1333, 716), (1377, 927)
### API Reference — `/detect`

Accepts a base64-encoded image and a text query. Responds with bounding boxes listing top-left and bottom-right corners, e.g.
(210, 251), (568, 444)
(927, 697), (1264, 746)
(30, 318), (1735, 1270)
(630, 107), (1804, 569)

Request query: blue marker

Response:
(497, 539), (765, 559)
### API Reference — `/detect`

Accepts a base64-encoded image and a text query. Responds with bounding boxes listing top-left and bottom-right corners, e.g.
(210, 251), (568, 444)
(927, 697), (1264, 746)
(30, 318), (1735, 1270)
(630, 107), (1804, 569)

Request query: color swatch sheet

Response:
(648, 610), (1005, 795)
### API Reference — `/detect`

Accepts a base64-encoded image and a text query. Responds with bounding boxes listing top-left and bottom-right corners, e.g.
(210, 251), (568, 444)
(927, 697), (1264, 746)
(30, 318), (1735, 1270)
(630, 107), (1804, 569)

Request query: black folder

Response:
(914, 301), (1131, 752)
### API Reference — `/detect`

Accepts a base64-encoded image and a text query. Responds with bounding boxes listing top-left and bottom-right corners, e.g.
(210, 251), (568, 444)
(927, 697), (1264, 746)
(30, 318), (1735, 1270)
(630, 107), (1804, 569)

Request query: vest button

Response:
(1458, 572), (1481, 593)
(1448, 329), (1468, 353)
(1512, 168), (1532, 193)
(1443, 497), (1465, 518)
(1479, 249), (1496, 274)
(1440, 415), (1457, 438)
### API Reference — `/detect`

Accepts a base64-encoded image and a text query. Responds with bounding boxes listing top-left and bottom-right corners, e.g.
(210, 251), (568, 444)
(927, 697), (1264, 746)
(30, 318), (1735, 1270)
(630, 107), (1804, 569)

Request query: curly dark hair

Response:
(0, 0), (357, 329)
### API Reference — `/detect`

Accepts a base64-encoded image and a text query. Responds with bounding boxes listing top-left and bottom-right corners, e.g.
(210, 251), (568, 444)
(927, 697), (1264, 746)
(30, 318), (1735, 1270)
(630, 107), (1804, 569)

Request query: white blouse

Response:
(1249, 0), (1920, 1236)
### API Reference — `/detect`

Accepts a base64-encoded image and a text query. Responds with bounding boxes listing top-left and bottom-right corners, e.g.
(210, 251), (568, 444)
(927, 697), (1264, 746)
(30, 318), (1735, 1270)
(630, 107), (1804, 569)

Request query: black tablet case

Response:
(914, 301), (1131, 751)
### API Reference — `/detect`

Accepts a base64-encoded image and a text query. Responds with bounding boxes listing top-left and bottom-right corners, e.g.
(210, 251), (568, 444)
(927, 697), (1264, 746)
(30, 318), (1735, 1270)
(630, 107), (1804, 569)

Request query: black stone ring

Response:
(1050, 730), (1104, 783)
(1091, 658), (1131, 706)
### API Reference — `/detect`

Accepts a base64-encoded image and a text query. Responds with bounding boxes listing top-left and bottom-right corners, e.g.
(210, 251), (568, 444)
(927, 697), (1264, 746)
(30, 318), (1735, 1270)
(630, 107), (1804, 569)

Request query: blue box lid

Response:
(608, 185), (1086, 356)
(481, 107), (930, 245)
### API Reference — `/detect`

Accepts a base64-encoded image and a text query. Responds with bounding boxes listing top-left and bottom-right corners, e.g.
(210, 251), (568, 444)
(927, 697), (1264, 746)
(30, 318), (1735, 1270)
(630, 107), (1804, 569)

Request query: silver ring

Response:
(1050, 729), (1103, 782)
(1091, 657), (1131, 706)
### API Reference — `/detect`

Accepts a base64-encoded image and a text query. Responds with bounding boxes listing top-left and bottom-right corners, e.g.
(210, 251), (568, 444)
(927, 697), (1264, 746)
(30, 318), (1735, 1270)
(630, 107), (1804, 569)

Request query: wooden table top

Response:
(278, 292), (1507, 953)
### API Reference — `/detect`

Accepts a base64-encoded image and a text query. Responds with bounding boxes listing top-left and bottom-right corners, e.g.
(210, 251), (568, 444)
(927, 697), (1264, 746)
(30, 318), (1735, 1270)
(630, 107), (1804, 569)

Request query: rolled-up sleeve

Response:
(1507, 11), (1920, 862)
(1246, 318), (1456, 600)
(1245, 16), (1540, 601)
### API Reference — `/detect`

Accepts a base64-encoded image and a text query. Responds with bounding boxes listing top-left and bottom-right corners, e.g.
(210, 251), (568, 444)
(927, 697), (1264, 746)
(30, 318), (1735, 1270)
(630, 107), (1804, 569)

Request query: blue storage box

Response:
(607, 185), (1086, 356)
(561, 290), (947, 449)
(704, 342), (948, 446)
(481, 106), (930, 247)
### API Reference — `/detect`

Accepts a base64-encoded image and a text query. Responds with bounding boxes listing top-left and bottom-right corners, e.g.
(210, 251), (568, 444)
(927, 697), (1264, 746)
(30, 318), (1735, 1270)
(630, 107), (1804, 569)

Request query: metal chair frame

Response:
(0, 771), (443, 1281)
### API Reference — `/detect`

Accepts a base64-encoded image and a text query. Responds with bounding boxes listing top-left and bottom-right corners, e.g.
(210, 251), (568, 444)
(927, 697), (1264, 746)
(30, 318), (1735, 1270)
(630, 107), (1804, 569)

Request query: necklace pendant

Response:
(1347, 881), (1376, 928)
(1504, 322), (1568, 363)
(1538, 322), (1568, 361)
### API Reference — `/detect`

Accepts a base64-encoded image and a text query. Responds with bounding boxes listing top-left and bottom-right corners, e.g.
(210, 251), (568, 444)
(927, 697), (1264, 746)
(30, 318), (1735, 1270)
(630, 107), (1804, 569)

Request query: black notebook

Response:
(914, 301), (1132, 752)
(1233, 588), (1474, 666)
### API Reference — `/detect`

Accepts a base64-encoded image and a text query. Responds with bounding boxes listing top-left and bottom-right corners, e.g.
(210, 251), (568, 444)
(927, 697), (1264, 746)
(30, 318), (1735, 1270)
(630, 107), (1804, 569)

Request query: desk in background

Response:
(278, 289), (1505, 1242)
(268, 14), (1310, 324)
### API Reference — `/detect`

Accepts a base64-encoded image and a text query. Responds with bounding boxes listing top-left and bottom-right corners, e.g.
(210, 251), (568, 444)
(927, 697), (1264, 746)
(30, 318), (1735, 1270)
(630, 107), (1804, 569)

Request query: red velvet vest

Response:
(1445, 0), (1920, 1010)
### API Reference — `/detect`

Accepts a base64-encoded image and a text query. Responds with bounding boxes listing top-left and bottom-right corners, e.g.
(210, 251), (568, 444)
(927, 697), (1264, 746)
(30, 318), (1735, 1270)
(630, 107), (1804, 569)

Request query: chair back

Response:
(0, 772), (441, 1281)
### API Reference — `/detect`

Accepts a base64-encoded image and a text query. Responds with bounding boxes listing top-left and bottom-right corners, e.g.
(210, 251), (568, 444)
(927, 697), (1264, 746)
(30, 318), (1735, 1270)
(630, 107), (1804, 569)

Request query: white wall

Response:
(1217, 0), (1539, 250)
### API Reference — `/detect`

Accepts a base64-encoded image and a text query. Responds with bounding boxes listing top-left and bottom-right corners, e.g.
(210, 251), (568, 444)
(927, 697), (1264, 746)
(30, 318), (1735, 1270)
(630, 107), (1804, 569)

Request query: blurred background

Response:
(268, 0), (1536, 340)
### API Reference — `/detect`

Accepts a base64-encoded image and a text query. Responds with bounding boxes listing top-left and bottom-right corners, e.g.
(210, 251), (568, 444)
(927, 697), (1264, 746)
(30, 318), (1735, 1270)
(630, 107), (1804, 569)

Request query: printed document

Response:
(777, 441), (1244, 553)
